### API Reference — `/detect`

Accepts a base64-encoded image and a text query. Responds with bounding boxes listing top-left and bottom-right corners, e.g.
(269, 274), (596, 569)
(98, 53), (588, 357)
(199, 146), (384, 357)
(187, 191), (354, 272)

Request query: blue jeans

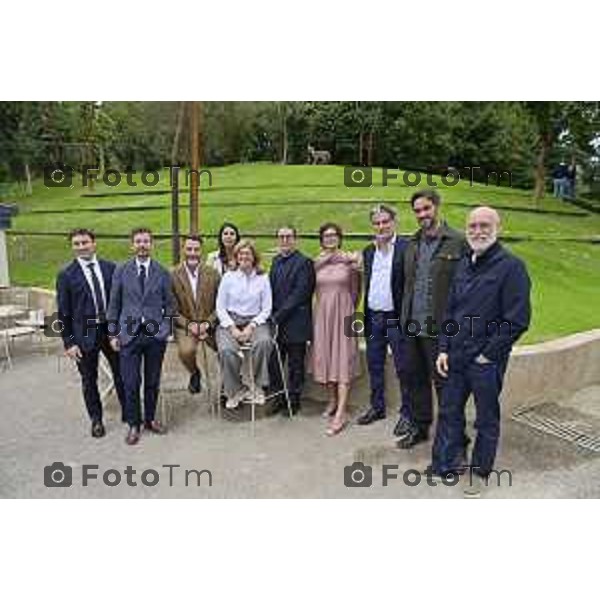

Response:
(553, 177), (568, 199)
(432, 356), (507, 477)
(365, 311), (412, 418)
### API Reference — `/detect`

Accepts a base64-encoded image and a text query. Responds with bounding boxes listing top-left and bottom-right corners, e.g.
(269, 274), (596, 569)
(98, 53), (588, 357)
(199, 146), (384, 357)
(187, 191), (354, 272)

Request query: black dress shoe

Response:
(188, 369), (202, 394)
(356, 407), (386, 425)
(393, 416), (413, 438)
(125, 427), (140, 445)
(91, 421), (106, 438)
(396, 428), (428, 449)
(265, 397), (286, 417)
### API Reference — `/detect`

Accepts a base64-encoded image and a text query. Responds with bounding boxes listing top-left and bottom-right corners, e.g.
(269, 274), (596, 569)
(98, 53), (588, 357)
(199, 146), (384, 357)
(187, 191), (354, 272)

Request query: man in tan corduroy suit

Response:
(171, 235), (220, 394)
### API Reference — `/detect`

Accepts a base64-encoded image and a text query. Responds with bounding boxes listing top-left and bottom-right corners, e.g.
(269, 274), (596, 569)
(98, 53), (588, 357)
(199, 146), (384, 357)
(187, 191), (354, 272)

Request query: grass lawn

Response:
(4, 163), (600, 344)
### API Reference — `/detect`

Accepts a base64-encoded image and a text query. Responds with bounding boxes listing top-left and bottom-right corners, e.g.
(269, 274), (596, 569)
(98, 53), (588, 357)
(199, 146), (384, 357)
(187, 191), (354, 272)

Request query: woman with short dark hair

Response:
(311, 223), (362, 435)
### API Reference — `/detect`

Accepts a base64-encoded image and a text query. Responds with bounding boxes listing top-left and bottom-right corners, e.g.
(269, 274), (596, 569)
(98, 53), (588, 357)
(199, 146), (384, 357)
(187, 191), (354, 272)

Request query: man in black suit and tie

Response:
(107, 227), (177, 445)
(56, 228), (126, 438)
(267, 226), (315, 416)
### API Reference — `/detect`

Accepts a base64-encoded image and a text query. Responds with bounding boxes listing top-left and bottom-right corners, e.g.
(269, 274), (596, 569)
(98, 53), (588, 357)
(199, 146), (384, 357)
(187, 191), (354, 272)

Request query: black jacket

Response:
(56, 258), (117, 351)
(401, 222), (466, 332)
(269, 250), (315, 343)
(363, 237), (407, 319)
(438, 242), (531, 364)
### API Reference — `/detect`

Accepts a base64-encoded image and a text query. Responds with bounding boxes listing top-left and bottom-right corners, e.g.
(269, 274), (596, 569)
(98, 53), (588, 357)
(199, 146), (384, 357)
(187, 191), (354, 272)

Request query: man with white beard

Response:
(429, 207), (531, 497)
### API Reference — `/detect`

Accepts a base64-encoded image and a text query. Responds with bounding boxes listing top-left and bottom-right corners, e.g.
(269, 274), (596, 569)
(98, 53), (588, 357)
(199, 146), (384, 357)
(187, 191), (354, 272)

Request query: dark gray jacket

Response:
(401, 222), (466, 333)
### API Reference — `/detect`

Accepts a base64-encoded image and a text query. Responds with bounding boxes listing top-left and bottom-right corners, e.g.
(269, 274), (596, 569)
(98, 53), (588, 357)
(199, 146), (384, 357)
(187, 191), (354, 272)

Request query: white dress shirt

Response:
(216, 269), (272, 328)
(135, 257), (152, 276)
(367, 235), (396, 311)
(77, 255), (107, 316)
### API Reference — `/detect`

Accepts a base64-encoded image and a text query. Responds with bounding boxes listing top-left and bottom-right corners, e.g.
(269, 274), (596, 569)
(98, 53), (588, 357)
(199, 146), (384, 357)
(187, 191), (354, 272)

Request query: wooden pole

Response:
(171, 166), (180, 265)
(189, 101), (200, 235)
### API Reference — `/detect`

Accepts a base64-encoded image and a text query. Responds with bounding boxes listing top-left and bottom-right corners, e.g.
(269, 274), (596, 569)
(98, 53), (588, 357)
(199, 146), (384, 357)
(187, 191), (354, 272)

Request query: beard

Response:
(468, 233), (497, 255)
(419, 218), (433, 231)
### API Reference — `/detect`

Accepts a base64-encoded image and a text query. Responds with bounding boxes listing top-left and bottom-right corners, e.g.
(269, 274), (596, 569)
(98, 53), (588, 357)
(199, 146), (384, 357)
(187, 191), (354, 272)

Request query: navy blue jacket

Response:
(363, 237), (408, 319)
(56, 258), (116, 351)
(438, 242), (531, 364)
(269, 250), (315, 343)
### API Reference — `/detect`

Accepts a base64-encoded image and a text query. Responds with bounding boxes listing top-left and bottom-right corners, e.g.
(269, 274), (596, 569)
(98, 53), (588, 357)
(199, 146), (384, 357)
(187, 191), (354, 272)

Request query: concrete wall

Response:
(6, 287), (600, 410)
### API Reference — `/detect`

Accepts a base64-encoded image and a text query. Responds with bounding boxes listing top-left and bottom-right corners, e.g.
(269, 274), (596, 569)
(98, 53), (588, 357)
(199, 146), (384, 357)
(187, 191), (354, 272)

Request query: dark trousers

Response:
(76, 328), (126, 423)
(432, 356), (508, 477)
(405, 336), (442, 434)
(119, 335), (167, 427)
(269, 340), (307, 406)
(365, 311), (411, 418)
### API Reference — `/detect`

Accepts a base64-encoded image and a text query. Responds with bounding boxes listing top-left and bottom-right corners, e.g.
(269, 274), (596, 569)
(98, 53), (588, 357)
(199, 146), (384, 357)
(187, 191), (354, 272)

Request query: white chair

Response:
(0, 325), (37, 369)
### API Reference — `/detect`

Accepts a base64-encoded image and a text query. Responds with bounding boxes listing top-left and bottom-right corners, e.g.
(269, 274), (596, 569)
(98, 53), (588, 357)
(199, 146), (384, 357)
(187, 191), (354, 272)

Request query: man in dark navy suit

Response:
(56, 228), (126, 438)
(357, 204), (412, 425)
(432, 207), (531, 496)
(267, 226), (315, 416)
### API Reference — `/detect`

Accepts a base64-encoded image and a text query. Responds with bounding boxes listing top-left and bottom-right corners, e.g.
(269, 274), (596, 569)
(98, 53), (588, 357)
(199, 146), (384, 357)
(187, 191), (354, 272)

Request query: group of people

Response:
(56, 188), (531, 492)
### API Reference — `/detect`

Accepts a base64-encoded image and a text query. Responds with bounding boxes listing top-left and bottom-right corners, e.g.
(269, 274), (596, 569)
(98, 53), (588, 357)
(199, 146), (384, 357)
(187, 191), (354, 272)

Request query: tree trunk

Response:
(279, 102), (288, 164)
(282, 115), (288, 165)
(533, 132), (552, 205)
(358, 131), (364, 165)
(24, 163), (32, 196)
(367, 131), (374, 167)
(171, 102), (185, 166)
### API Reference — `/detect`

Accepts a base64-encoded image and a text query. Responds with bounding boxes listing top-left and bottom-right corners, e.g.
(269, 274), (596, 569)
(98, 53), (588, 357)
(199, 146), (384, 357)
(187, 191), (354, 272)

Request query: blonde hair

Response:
(233, 239), (264, 274)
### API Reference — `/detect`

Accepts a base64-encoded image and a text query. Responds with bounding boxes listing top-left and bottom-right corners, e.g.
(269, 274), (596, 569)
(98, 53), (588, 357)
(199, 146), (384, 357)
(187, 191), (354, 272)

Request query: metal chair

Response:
(219, 321), (292, 429)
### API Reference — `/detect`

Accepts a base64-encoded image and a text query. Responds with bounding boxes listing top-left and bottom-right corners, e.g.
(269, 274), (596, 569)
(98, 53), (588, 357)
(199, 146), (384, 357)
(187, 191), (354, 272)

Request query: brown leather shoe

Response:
(144, 420), (166, 435)
(125, 427), (140, 445)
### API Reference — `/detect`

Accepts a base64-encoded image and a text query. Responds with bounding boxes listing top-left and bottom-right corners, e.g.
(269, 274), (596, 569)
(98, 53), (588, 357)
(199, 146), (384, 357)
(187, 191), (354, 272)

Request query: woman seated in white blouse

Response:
(216, 239), (273, 408)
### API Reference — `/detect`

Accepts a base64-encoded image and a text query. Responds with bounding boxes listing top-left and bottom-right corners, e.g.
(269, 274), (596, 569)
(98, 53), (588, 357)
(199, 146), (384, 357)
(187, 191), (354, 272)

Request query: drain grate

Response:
(511, 402), (600, 452)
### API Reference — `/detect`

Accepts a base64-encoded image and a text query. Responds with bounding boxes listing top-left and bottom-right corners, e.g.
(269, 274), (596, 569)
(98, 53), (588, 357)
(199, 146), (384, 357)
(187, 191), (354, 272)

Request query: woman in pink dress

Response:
(311, 222), (362, 435)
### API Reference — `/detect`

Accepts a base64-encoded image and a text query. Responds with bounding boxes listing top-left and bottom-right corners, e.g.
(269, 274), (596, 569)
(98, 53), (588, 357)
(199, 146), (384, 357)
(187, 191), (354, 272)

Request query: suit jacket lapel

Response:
(72, 260), (95, 304)
(178, 264), (196, 309)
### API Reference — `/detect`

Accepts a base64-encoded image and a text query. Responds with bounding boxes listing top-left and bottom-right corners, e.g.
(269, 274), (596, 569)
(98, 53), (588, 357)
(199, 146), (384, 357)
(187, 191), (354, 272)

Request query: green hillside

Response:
(5, 164), (600, 344)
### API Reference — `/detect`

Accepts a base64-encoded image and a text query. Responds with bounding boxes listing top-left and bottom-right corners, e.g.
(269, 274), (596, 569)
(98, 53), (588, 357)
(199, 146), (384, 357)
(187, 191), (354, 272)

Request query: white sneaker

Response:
(226, 386), (249, 409)
(463, 474), (486, 498)
(225, 396), (239, 409)
(252, 387), (266, 405)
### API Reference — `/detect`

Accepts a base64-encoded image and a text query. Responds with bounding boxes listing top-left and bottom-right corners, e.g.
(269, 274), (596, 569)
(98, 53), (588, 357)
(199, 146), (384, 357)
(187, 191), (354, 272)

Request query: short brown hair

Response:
(410, 189), (441, 208)
(68, 228), (95, 242)
(184, 234), (203, 245)
(130, 227), (153, 241)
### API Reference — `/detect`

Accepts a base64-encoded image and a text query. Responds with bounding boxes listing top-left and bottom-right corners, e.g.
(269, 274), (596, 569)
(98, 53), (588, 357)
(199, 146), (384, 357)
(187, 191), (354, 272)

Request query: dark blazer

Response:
(438, 242), (531, 364)
(56, 258), (116, 351)
(107, 258), (177, 346)
(401, 222), (466, 330)
(363, 237), (408, 319)
(269, 251), (315, 343)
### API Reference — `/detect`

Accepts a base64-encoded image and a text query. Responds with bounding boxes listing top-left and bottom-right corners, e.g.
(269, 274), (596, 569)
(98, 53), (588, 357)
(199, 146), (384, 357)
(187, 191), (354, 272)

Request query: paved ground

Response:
(1, 343), (599, 499)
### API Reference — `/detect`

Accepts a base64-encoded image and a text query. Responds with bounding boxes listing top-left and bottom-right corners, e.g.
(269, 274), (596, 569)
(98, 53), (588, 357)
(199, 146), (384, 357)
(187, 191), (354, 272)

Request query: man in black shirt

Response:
(267, 226), (315, 416)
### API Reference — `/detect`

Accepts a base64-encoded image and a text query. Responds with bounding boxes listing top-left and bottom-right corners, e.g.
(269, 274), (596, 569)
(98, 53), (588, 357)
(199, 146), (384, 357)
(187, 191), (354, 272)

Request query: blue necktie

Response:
(139, 264), (146, 295)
